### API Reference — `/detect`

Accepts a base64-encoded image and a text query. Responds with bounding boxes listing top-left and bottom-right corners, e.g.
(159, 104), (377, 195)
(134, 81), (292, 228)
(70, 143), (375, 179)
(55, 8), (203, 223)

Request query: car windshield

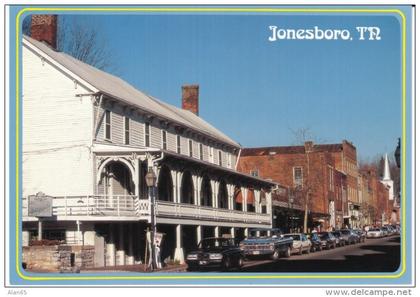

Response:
(332, 232), (340, 237)
(370, 229), (380, 231)
(285, 234), (301, 241)
(319, 233), (329, 240)
(198, 238), (233, 249)
(341, 230), (350, 235)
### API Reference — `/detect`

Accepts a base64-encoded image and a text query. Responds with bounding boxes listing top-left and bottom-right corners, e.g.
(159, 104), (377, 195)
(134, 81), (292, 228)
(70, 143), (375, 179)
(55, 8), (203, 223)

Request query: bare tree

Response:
(22, 15), (113, 71)
(288, 127), (328, 233)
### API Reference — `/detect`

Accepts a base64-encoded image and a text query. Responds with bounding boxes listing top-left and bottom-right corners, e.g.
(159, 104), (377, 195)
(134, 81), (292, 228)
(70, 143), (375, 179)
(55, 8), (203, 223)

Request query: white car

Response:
(366, 228), (384, 238)
(284, 233), (312, 255)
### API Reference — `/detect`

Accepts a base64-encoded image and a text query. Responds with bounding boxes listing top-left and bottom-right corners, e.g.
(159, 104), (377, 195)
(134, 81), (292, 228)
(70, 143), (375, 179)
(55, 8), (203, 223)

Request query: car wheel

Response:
(299, 247), (303, 255)
(237, 256), (244, 268)
(283, 247), (291, 258)
(222, 257), (231, 271)
(271, 249), (280, 261)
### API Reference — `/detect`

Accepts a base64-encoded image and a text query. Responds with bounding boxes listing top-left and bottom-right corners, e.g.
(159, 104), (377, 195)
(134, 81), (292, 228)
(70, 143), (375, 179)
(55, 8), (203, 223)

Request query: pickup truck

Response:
(239, 228), (294, 260)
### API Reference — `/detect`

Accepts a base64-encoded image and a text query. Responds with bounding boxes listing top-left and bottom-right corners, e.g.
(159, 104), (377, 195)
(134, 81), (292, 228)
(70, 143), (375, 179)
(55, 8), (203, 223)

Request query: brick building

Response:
(238, 141), (349, 232)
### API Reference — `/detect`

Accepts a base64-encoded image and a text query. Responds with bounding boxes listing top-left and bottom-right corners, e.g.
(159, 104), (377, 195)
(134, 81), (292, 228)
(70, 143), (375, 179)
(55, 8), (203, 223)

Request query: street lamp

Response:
(145, 167), (157, 270)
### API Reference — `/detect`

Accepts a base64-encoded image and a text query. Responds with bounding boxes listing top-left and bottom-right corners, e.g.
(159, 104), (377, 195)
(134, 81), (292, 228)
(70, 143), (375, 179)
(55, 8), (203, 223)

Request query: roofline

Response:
(23, 35), (241, 151)
(22, 37), (99, 94)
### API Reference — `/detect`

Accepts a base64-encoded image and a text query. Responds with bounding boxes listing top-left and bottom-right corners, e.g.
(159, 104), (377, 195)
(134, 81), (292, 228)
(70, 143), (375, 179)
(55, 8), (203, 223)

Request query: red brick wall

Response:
(238, 150), (333, 215)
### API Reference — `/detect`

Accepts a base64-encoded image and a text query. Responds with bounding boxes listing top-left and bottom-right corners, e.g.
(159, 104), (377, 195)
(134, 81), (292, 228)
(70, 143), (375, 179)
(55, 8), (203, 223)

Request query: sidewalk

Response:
(81, 263), (187, 273)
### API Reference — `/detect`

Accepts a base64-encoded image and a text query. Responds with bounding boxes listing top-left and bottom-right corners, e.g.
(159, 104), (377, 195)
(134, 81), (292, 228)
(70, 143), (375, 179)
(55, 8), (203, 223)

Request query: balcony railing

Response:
(155, 201), (271, 225)
(22, 195), (147, 219)
(22, 196), (271, 225)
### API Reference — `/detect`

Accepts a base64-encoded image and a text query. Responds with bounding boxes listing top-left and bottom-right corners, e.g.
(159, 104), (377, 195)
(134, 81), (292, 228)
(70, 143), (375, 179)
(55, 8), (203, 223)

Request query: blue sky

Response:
(67, 13), (401, 161)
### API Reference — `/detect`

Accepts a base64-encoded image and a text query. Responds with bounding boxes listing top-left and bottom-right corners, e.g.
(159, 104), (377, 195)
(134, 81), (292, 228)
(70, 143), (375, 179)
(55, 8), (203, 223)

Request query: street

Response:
(239, 235), (400, 273)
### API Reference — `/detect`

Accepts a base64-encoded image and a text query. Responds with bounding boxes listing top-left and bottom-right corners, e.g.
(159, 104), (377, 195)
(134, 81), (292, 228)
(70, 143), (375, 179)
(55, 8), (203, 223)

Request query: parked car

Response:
(284, 233), (312, 255)
(308, 233), (323, 252)
(186, 237), (244, 271)
(366, 228), (384, 238)
(381, 227), (389, 236)
(240, 228), (294, 260)
(340, 229), (358, 244)
(332, 231), (346, 247)
(353, 229), (366, 243)
(318, 232), (336, 250)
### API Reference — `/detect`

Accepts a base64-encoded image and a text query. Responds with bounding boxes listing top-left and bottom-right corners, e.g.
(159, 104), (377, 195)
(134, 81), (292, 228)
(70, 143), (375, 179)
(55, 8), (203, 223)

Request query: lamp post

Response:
(145, 167), (157, 270)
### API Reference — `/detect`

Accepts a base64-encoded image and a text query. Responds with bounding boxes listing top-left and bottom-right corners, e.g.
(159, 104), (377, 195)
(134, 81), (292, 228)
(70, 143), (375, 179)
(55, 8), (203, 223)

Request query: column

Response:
(22, 231), (30, 247)
(266, 191), (273, 216)
(174, 224), (185, 264)
(196, 225), (202, 245)
(176, 172), (182, 203)
(171, 170), (178, 203)
(241, 187), (248, 212)
(126, 223), (134, 265)
(213, 181), (220, 208)
(134, 159), (140, 197)
(214, 226), (220, 237)
(116, 224), (125, 266)
(106, 224), (116, 266)
(37, 220), (43, 240)
(255, 190), (261, 213)
(244, 228), (249, 238)
(230, 227), (235, 239)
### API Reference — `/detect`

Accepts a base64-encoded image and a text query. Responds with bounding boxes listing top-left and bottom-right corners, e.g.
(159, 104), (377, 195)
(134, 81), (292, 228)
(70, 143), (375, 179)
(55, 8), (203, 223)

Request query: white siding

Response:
(22, 45), (93, 197)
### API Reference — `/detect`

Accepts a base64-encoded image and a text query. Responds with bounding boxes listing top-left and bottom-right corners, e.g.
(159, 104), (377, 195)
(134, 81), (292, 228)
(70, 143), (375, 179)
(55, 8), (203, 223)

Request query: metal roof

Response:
(23, 35), (240, 148)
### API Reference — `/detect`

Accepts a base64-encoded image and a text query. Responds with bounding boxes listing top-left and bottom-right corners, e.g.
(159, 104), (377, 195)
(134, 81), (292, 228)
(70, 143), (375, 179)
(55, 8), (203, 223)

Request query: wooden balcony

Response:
(22, 196), (271, 226)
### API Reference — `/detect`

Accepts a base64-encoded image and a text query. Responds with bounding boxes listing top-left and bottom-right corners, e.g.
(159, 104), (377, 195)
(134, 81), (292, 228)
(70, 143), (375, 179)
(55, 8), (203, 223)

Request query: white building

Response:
(22, 15), (274, 267)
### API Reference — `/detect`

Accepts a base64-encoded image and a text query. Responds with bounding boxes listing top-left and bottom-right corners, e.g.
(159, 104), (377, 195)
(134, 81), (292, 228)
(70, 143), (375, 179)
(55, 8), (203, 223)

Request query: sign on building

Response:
(28, 192), (53, 217)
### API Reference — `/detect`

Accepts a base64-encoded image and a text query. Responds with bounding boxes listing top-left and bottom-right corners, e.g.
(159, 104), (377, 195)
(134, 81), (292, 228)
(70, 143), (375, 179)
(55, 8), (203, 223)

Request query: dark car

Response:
(340, 229), (358, 244)
(308, 233), (323, 252)
(186, 237), (244, 271)
(240, 228), (294, 259)
(318, 232), (336, 250)
(332, 231), (346, 247)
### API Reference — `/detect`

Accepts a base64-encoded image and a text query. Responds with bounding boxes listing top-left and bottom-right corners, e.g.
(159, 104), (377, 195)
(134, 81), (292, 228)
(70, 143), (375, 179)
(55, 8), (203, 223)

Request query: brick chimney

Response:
(31, 15), (58, 49)
(182, 85), (199, 115)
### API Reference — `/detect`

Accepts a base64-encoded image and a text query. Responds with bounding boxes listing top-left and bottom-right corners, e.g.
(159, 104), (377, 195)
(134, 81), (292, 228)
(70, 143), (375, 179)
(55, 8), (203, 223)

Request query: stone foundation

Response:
(22, 245), (95, 272)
